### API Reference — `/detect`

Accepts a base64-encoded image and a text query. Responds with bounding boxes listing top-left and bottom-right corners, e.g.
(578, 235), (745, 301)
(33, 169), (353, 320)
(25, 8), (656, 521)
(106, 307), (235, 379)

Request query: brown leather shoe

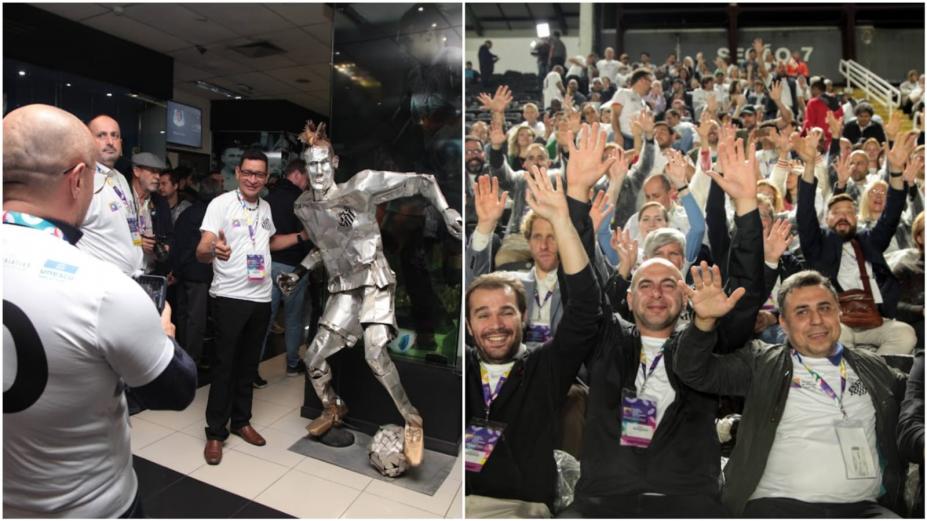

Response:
(204, 440), (223, 465)
(232, 424), (266, 446)
(306, 401), (349, 437)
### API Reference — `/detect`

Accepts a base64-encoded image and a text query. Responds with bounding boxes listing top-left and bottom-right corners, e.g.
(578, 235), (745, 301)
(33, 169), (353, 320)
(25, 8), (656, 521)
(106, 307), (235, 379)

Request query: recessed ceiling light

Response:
(18, 70), (26, 76)
(66, 83), (72, 87)
(130, 93), (138, 98)
(234, 96), (242, 100)
(106, 93), (113, 97)
(418, 6), (424, 11)
(159, 130), (165, 134)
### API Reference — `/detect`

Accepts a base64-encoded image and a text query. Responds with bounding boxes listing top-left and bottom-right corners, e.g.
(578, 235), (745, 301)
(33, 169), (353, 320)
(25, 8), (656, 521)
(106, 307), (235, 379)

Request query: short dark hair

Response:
(700, 76), (714, 88)
(777, 270), (839, 313)
(284, 158), (306, 177)
(630, 68), (652, 86)
(854, 102), (874, 117)
(653, 120), (675, 135)
(466, 272), (527, 318)
(159, 170), (183, 186)
(239, 148), (268, 169)
(826, 193), (857, 210)
(811, 78), (826, 92)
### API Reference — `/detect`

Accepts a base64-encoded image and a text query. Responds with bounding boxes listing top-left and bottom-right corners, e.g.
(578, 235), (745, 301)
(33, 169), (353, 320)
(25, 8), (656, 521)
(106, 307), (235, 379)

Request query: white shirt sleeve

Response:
(200, 197), (223, 235)
(94, 275), (174, 387)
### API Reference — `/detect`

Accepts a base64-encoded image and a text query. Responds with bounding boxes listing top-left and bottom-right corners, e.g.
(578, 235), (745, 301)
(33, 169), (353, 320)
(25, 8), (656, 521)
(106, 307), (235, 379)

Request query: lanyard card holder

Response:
(246, 254), (266, 281)
(127, 217), (142, 246)
(620, 388), (657, 448)
(834, 419), (877, 480)
(465, 418), (506, 473)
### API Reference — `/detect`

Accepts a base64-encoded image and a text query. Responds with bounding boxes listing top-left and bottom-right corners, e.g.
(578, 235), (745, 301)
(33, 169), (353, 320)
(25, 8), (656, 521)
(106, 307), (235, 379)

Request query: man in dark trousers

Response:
(258, 158), (312, 381)
(478, 40), (498, 90)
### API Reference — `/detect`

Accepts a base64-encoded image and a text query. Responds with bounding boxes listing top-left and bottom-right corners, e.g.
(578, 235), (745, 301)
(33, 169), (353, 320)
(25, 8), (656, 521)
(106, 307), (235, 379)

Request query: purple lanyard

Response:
(534, 288), (554, 311)
(638, 349), (664, 393)
(792, 349), (848, 417)
(479, 365), (509, 410)
(111, 182), (139, 223)
(236, 190), (258, 248)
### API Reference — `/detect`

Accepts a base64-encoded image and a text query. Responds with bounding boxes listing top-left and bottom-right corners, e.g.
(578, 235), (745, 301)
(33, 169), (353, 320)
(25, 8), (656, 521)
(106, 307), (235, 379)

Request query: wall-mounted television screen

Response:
(166, 100), (202, 148)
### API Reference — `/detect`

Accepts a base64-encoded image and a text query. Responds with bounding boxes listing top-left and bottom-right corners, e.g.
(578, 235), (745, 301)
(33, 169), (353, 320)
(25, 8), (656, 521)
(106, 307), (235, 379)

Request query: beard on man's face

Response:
(466, 158), (485, 175)
(832, 219), (857, 239)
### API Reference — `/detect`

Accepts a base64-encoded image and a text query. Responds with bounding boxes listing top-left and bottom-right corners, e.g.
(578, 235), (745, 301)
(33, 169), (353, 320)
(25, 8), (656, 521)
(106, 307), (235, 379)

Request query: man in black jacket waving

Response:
(464, 134), (602, 518)
(564, 130), (764, 517)
(673, 267), (906, 517)
(796, 128), (917, 355)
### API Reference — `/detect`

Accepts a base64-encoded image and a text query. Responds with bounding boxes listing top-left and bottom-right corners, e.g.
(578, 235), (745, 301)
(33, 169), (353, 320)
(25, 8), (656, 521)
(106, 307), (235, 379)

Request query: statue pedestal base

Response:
(314, 426), (355, 447)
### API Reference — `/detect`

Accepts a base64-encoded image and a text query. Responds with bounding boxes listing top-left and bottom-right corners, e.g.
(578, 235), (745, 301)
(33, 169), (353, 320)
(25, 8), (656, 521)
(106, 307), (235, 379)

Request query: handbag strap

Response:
(849, 239), (874, 296)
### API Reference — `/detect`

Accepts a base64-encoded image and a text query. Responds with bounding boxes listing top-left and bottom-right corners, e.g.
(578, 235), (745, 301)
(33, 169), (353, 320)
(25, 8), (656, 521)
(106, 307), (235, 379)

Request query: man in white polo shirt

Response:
(3, 105), (196, 517)
(610, 69), (653, 149)
(195, 148), (307, 465)
(674, 269), (907, 516)
(77, 114), (144, 275)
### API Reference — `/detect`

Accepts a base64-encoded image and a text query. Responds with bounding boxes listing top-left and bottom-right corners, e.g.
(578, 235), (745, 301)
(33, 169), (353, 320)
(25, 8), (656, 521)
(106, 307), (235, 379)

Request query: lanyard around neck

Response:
(792, 349), (848, 418)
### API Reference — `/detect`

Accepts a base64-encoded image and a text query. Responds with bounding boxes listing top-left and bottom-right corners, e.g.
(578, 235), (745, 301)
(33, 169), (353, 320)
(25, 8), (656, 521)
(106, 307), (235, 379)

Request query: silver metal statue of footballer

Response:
(277, 122), (462, 467)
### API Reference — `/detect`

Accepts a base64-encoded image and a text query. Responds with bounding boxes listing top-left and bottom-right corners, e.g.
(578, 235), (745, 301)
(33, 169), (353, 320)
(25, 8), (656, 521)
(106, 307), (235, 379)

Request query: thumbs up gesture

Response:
(214, 230), (232, 261)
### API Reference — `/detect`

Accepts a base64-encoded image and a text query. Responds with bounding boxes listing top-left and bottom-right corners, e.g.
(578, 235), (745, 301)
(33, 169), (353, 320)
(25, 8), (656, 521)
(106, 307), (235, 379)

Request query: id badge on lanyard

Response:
(247, 254), (266, 281)
(620, 349), (664, 448)
(620, 389), (658, 448)
(465, 419), (507, 473)
(238, 192), (265, 282)
(835, 419), (877, 479)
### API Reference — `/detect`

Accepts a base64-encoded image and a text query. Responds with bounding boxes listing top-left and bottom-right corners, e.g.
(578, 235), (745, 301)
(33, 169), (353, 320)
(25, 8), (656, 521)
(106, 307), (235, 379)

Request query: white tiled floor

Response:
(131, 354), (463, 518)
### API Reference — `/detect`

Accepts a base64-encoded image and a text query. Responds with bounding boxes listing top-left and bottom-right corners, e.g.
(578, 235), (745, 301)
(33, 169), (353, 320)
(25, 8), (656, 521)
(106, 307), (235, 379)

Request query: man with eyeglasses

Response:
(4, 104), (196, 517)
(195, 148), (308, 465)
(77, 114), (144, 275)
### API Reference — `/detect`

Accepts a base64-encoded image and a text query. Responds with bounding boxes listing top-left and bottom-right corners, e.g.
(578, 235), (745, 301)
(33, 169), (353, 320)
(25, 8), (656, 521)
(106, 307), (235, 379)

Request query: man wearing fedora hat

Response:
(130, 152), (173, 275)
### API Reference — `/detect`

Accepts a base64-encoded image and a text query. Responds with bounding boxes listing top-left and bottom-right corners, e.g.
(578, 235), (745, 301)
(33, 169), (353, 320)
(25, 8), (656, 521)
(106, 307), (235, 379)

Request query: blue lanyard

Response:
(3, 211), (67, 241)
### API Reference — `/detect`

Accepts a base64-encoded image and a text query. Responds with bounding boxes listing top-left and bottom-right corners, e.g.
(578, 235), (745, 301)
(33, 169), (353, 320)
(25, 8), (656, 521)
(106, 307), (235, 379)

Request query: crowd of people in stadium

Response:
(463, 36), (925, 518)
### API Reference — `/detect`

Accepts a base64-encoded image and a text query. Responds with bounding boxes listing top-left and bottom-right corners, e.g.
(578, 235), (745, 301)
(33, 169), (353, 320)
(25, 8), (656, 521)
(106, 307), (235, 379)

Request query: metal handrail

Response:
(839, 59), (902, 109)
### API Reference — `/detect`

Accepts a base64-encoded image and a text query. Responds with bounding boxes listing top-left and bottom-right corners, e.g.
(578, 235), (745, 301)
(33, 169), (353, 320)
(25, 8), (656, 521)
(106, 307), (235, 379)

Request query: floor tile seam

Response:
(362, 484), (453, 516)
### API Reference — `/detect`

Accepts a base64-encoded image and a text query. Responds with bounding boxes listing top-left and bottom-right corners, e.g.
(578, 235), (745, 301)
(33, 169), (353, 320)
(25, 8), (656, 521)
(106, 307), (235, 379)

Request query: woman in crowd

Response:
(859, 179), (909, 256)
(891, 211), (925, 350)
(507, 126), (537, 171)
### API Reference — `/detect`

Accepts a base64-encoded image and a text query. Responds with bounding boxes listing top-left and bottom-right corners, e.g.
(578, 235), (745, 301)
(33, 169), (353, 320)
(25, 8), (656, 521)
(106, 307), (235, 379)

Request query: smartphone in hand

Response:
(134, 274), (168, 313)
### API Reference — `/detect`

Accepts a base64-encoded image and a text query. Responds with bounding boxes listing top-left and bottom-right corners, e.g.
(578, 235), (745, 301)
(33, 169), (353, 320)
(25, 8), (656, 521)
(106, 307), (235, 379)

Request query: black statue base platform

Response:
(302, 346), (461, 455)
(314, 426), (355, 447)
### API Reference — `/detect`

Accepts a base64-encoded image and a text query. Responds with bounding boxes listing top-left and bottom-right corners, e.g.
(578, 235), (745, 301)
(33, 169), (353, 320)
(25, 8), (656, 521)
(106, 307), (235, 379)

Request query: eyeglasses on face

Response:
(239, 169), (268, 180)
